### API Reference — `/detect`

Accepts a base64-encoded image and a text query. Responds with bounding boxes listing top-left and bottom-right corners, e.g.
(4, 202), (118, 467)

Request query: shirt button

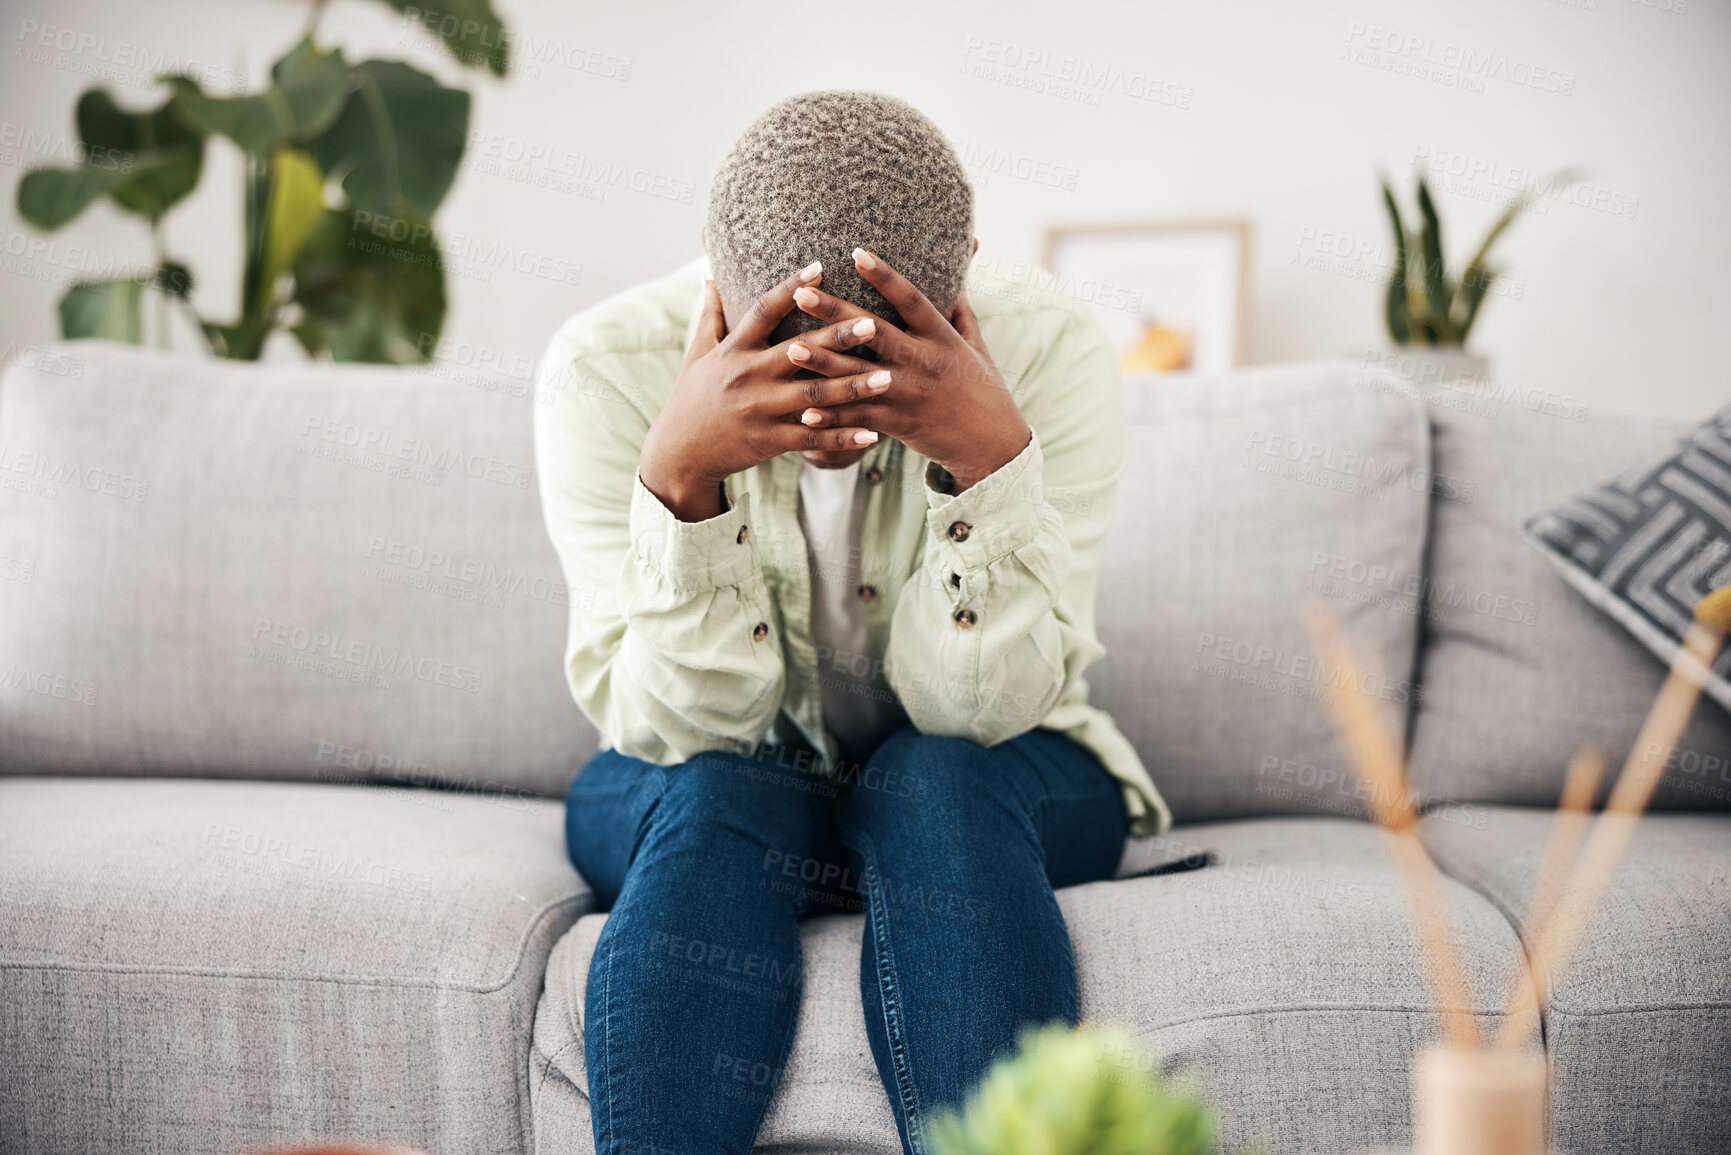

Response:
(857, 584), (877, 602)
(865, 467), (884, 485)
(947, 521), (971, 543)
(752, 622), (769, 642)
(954, 608), (977, 628)
(736, 525), (749, 544)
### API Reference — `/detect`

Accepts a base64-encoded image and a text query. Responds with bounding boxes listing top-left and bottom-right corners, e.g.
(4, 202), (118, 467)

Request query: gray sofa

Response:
(1, 342), (1725, 1155)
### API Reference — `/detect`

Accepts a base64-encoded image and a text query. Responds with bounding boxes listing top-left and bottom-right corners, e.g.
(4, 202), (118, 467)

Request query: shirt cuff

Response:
(922, 429), (1045, 573)
(630, 469), (758, 590)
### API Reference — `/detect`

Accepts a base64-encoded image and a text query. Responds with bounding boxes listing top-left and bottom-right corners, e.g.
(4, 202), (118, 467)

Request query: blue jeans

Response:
(563, 722), (1127, 1155)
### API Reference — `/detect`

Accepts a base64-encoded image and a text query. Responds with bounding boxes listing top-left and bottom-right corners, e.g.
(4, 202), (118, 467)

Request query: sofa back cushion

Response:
(0, 342), (598, 797)
(1393, 370), (1731, 811)
(1090, 362), (1432, 822)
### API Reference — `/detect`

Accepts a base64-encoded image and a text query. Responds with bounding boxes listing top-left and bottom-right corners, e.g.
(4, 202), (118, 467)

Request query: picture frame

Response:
(1043, 220), (1250, 375)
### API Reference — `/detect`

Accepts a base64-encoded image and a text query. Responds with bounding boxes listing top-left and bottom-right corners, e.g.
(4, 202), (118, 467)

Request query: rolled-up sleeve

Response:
(883, 304), (1126, 748)
(534, 322), (785, 766)
(616, 472), (786, 749)
(884, 427), (1076, 743)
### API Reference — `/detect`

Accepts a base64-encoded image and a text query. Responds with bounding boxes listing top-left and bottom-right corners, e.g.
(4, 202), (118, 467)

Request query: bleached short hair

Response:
(704, 90), (974, 332)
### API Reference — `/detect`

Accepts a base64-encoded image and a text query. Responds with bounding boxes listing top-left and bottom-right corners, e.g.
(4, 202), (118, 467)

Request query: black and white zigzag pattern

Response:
(1527, 405), (1731, 704)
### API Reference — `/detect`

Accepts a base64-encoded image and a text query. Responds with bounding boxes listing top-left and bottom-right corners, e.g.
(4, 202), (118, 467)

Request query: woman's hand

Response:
(786, 247), (1032, 493)
(639, 262), (892, 521)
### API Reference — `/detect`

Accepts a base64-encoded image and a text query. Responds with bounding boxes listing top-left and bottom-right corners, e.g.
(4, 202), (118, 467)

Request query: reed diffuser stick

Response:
(1493, 619), (1723, 1050)
(1304, 600), (1480, 1049)
(1488, 747), (1601, 1051)
(1517, 748), (1603, 959)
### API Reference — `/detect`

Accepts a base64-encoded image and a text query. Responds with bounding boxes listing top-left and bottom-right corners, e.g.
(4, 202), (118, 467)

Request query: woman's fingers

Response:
(792, 284), (879, 344)
(794, 399), (899, 433)
(733, 261), (824, 347)
(791, 286), (911, 361)
(772, 420), (880, 452)
(780, 338), (877, 379)
(791, 283), (871, 324)
(851, 247), (949, 336)
(950, 287), (987, 355)
(772, 369), (891, 418)
(683, 279), (727, 365)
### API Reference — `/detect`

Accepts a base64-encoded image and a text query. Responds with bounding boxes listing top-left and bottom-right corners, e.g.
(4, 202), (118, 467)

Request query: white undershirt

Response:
(797, 460), (900, 762)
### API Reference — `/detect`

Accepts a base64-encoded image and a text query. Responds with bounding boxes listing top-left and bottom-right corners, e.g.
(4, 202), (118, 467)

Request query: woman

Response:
(533, 90), (1170, 1155)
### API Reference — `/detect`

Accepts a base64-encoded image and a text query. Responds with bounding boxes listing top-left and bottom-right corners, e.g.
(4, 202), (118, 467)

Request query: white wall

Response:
(2, 0), (1726, 420)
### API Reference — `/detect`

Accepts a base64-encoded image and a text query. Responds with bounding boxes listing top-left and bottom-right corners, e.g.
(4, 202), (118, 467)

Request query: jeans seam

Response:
(1053, 895), (1079, 1022)
(596, 922), (618, 1153)
(594, 767), (668, 1155)
(849, 827), (927, 1154)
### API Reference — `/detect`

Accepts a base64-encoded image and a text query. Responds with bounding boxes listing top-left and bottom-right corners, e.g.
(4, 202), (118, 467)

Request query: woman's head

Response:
(704, 90), (975, 339)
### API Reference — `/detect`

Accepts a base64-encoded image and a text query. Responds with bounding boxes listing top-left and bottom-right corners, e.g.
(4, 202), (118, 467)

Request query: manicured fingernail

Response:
(866, 370), (891, 390)
(852, 247), (877, 271)
(852, 318), (875, 339)
(788, 343), (811, 362)
(794, 287), (819, 308)
(802, 408), (824, 426)
(798, 260), (822, 283)
(854, 430), (879, 445)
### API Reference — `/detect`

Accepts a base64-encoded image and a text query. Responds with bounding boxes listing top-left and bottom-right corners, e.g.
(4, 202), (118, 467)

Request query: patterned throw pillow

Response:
(1524, 404), (1731, 712)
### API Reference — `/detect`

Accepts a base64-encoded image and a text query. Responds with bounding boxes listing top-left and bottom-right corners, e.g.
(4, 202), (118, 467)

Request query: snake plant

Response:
(1379, 169), (1575, 348)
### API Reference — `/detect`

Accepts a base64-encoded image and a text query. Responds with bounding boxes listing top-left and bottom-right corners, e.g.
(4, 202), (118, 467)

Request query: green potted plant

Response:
(924, 1022), (1227, 1155)
(1372, 169), (1574, 388)
(14, 0), (509, 364)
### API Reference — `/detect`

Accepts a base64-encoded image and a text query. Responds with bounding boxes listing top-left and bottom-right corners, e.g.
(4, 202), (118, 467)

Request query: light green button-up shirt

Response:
(533, 255), (1171, 838)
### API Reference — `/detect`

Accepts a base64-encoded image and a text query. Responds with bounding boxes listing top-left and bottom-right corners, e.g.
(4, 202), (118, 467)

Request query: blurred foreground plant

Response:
(925, 1022), (1222, 1155)
(15, 0), (509, 363)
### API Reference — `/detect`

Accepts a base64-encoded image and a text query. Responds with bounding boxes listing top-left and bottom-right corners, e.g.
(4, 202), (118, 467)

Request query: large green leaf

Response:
(17, 163), (138, 230)
(262, 147), (326, 293)
(59, 280), (146, 342)
(291, 207), (446, 363)
(167, 39), (348, 156)
(309, 60), (470, 219)
(373, 0), (510, 76)
(75, 89), (204, 219)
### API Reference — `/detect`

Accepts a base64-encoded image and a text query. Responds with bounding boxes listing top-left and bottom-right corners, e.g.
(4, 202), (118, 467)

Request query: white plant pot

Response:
(1358, 346), (1491, 391)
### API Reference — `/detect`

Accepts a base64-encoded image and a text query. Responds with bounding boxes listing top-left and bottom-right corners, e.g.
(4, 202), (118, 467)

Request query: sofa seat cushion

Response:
(1424, 806), (1731, 1153)
(0, 777), (592, 1155)
(530, 818), (1525, 1155)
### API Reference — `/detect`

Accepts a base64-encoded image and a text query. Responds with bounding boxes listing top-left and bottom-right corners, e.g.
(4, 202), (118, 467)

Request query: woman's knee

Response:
(845, 727), (1025, 844)
(662, 745), (818, 816)
(638, 746), (836, 867)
